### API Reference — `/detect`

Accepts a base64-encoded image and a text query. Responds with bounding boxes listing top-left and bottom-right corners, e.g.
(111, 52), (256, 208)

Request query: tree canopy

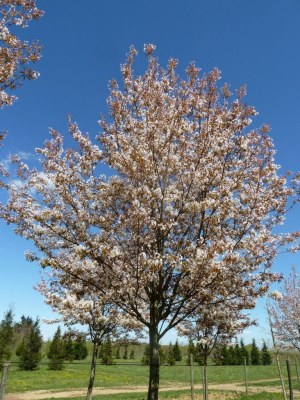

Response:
(2, 45), (300, 400)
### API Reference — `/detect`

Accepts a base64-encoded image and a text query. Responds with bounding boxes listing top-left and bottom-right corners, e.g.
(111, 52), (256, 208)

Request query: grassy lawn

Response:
(6, 362), (150, 393)
(248, 377), (300, 388)
(199, 364), (280, 383)
(40, 391), (285, 400)
(235, 393), (285, 400)
(4, 360), (297, 394)
(42, 390), (195, 400)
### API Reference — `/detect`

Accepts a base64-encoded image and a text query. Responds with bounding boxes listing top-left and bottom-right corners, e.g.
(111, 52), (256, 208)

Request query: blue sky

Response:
(0, 0), (300, 344)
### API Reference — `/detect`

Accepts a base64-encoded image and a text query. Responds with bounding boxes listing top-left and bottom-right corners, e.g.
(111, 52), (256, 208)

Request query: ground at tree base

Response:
(4, 379), (300, 400)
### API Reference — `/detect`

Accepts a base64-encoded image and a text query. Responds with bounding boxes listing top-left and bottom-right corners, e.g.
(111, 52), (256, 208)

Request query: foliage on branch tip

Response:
(0, 0), (44, 108)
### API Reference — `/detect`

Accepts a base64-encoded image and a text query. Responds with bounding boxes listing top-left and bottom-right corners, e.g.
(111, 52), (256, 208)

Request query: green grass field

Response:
(3, 351), (300, 400)
(3, 363), (272, 392)
(4, 360), (295, 393)
(38, 391), (286, 400)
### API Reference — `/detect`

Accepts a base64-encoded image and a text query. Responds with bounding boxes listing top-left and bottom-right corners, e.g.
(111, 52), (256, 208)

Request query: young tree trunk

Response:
(148, 325), (160, 400)
(86, 341), (99, 400)
(203, 351), (208, 400)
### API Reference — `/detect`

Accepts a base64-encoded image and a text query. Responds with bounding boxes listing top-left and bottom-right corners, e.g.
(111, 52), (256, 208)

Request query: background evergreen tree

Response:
(195, 342), (205, 366)
(250, 339), (261, 365)
(158, 347), (166, 365)
(234, 339), (243, 365)
(186, 338), (196, 365)
(141, 344), (166, 365)
(166, 343), (175, 366)
(212, 344), (224, 366)
(0, 308), (14, 362)
(98, 343), (104, 360)
(129, 349), (135, 359)
(101, 336), (114, 365)
(173, 340), (182, 362)
(141, 344), (150, 365)
(19, 319), (43, 370)
(261, 341), (272, 365)
(47, 327), (65, 370)
(73, 334), (88, 360)
(115, 346), (120, 359)
(227, 345), (237, 365)
(123, 344), (128, 360)
(62, 333), (74, 362)
(15, 338), (25, 359)
(220, 345), (229, 365)
(14, 316), (33, 351)
(240, 339), (249, 365)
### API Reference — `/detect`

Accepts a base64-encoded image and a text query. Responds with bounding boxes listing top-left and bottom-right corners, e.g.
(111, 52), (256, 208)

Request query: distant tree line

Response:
(211, 339), (272, 366)
(47, 327), (89, 370)
(0, 309), (43, 370)
(0, 308), (273, 371)
(141, 340), (182, 366)
(0, 308), (89, 371)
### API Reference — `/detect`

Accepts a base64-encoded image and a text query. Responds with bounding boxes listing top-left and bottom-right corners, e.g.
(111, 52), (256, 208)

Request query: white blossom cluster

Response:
(0, 0), (43, 108)
(36, 266), (142, 344)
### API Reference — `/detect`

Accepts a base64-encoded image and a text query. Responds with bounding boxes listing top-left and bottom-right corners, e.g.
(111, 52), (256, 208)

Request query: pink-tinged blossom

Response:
(0, 0), (43, 109)
(270, 290), (283, 301)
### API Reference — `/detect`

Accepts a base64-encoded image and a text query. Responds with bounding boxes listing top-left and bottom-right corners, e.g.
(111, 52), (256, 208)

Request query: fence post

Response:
(202, 363), (208, 400)
(286, 359), (294, 400)
(267, 305), (287, 400)
(189, 354), (194, 400)
(243, 357), (248, 394)
(0, 362), (10, 400)
(295, 358), (300, 392)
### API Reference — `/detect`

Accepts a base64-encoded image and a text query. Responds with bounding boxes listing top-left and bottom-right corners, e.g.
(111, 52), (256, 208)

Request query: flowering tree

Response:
(269, 267), (300, 352)
(178, 303), (251, 363)
(2, 45), (300, 400)
(37, 266), (140, 400)
(0, 0), (43, 108)
(177, 301), (251, 400)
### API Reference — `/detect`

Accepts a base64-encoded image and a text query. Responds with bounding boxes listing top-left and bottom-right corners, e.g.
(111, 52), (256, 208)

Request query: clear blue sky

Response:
(0, 0), (300, 343)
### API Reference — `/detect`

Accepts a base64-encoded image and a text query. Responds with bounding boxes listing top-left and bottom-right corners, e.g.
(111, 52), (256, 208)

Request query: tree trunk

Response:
(86, 341), (99, 400)
(148, 325), (160, 400)
(203, 362), (208, 400)
(203, 352), (208, 400)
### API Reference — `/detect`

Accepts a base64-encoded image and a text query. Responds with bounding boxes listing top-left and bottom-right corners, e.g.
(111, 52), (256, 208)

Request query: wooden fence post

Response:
(244, 357), (248, 394)
(286, 359), (294, 400)
(0, 363), (10, 400)
(295, 358), (300, 392)
(202, 363), (208, 400)
(189, 354), (194, 400)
